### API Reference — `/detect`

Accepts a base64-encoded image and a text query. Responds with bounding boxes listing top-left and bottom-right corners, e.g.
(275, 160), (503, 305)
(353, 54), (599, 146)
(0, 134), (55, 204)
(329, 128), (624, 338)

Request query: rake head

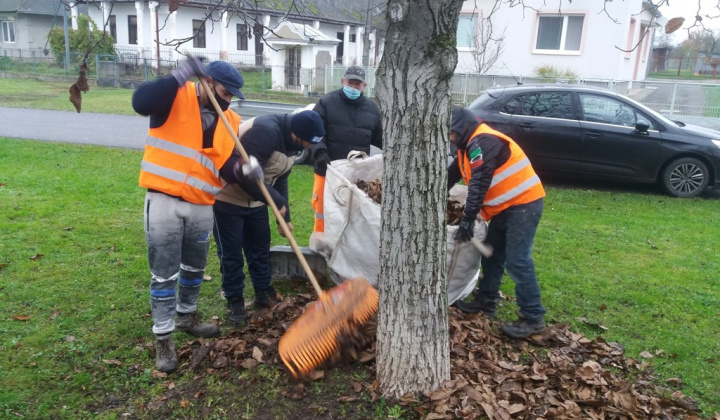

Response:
(278, 277), (379, 378)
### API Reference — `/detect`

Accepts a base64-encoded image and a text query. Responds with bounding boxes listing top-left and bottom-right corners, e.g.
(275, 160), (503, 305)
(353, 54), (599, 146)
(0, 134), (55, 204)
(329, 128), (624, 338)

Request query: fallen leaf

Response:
(252, 346), (263, 362)
(639, 351), (654, 359)
(0, 263), (8, 269)
(307, 370), (325, 381)
(50, 311), (61, 319)
(13, 315), (31, 321)
(352, 381), (363, 392)
(203, 274), (212, 281)
(180, 398), (189, 408)
(64, 227), (74, 231)
(29, 254), (44, 260)
(103, 359), (122, 366)
(151, 370), (167, 379)
(337, 395), (359, 402)
(66, 335), (75, 342)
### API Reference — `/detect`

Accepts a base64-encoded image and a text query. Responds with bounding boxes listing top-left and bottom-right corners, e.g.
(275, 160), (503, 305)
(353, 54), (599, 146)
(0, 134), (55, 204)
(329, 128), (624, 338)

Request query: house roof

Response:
(266, 21), (339, 45)
(0, 0), (62, 15)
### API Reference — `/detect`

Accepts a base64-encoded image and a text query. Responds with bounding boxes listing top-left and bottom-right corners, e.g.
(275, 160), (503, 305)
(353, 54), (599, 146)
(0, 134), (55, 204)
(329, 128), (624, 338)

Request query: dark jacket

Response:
(216, 113), (305, 222)
(448, 108), (511, 218)
(311, 88), (383, 176)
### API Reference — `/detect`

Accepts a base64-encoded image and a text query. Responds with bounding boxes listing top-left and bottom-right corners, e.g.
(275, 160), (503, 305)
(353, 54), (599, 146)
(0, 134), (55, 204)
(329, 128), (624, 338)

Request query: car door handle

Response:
(518, 122), (533, 130)
(585, 131), (602, 138)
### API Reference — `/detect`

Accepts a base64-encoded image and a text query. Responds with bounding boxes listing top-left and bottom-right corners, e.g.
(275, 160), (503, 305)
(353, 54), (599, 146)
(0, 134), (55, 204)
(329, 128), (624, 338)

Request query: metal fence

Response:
(4, 47), (720, 121)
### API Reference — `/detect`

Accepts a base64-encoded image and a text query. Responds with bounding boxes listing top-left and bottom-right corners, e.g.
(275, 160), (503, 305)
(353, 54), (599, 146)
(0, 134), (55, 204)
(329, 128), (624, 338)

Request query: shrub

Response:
(48, 14), (116, 67)
(533, 64), (579, 82)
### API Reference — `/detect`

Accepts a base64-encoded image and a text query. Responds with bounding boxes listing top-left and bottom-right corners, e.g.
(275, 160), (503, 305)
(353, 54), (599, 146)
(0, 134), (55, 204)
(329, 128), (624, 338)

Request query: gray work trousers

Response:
(144, 192), (213, 335)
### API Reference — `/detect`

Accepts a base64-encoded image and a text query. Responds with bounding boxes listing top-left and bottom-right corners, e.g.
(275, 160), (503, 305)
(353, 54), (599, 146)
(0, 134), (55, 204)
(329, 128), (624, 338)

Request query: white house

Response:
(83, 0), (383, 92)
(455, 0), (661, 81)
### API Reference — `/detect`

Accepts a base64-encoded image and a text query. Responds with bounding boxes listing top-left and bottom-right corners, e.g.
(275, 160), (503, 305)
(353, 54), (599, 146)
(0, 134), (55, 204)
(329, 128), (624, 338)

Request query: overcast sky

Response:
(658, 0), (720, 42)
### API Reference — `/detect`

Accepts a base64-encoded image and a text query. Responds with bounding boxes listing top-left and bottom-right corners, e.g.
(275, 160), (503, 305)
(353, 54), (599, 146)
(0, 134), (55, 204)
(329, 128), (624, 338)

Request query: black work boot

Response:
(501, 315), (546, 338)
(155, 334), (178, 373)
(176, 312), (220, 337)
(226, 298), (246, 324)
(452, 298), (497, 317)
(254, 287), (280, 309)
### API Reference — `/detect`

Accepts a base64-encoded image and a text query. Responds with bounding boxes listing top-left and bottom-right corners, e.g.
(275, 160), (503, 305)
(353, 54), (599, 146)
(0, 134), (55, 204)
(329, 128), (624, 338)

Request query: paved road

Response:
(0, 100), (303, 150)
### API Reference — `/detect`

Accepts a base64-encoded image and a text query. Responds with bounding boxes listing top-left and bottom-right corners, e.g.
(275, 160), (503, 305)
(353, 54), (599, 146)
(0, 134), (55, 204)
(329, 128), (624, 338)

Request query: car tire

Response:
(661, 157), (709, 198)
(294, 148), (313, 166)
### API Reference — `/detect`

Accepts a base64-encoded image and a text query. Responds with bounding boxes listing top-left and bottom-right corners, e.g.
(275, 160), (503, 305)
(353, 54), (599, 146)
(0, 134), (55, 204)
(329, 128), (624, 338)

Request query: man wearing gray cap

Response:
(132, 58), (259, 373)
(311, 65), (383, 232)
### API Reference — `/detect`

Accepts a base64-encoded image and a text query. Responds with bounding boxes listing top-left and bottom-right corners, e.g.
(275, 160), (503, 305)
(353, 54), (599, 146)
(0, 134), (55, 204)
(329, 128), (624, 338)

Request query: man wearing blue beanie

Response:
(213, 110), (325, 325)
(132, 57), (256, 373)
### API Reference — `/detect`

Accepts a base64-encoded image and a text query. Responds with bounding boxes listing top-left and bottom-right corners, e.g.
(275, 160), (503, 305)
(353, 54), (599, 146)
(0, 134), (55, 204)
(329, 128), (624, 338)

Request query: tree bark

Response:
(375, 0), (463, 399)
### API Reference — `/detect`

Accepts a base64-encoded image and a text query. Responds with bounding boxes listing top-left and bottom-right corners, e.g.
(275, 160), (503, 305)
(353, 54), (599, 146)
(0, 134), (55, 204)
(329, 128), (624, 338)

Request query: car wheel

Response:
(661, 157), (709, 198)
(294, 148), (312, 165)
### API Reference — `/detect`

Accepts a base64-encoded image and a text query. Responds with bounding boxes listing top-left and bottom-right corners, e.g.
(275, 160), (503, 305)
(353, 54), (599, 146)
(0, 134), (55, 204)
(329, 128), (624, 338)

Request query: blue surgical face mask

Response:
(343, 85), (361, 100)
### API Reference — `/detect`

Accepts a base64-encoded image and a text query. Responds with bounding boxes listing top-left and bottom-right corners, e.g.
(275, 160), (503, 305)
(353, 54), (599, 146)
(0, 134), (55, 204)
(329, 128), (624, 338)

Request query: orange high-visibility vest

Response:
(458, 123), (545, 221)
(139, 81), (240, 205)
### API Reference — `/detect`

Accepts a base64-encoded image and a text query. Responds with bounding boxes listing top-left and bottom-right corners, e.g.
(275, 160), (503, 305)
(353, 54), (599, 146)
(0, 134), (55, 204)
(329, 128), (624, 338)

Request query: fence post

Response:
(262, 65), (266, 93)
(463, 73), (468, 104)
(144, 58), (150, 82)
(31, 50), (37, 73)
(669, 82), (678, 117)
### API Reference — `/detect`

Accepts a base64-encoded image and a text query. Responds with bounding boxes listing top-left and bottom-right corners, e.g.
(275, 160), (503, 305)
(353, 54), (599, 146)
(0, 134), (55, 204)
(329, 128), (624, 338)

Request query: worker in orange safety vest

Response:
(133, 57), (261, 373)
(448, 106), (547, 339)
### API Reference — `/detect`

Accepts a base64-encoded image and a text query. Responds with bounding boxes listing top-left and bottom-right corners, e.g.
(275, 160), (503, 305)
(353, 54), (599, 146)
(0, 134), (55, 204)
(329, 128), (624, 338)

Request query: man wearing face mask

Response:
(132, 58), (260, 373)
(311, 65), (383, 232)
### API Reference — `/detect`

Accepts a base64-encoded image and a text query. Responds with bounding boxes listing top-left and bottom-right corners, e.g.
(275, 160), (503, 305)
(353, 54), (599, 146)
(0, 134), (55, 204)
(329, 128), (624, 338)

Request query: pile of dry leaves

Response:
(173, 292), (713, 420)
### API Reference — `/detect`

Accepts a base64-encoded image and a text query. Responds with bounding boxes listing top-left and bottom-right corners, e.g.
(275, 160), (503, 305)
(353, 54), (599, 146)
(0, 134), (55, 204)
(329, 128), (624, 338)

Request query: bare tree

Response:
(469, 1), (507, 74)
(374, 0), (463, 398)
(692, 28), (720, 76)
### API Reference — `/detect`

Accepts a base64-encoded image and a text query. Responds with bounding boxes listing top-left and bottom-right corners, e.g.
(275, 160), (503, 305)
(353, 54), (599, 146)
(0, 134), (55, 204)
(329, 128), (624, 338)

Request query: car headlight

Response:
(713, 140), (720, 149)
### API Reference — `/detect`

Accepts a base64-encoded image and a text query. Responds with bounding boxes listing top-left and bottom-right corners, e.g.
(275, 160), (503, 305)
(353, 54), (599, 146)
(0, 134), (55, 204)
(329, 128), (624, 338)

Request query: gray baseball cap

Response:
(344, 66), (366, 83)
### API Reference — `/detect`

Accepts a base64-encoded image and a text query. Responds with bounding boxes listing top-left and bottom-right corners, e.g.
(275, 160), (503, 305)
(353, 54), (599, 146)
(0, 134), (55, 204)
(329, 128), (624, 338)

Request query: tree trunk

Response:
(375, 0), (464, 399)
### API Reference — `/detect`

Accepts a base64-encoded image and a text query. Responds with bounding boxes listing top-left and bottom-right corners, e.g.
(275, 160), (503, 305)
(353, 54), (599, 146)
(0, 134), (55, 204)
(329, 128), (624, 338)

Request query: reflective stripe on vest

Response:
(459, 123), (545, 220)
(146, 136), (220, 178)
(141, 161), (221, 196)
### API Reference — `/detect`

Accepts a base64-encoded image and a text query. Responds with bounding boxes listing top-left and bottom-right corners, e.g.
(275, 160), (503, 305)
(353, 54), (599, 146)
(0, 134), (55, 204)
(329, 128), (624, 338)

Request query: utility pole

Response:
(362, 0), (371, 67)
(62, 4), (71, 74)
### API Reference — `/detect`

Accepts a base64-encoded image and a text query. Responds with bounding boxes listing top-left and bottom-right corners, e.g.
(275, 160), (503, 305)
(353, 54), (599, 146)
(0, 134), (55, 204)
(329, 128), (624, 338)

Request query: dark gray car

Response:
(467, 84), (720, 197)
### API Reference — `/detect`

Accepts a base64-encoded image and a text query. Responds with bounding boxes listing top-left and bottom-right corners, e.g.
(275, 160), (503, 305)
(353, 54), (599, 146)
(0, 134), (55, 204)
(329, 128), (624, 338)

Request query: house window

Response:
(535, 14), (584, 52)
(128, 15), (137, 45)
(193, 20), (206, 48)
(237, 24), (248, 50)
(349, 34), (356, 42)
(456, 13), (478, 48)
(1, 21), (15, 43)
(109, 15), (117, 42)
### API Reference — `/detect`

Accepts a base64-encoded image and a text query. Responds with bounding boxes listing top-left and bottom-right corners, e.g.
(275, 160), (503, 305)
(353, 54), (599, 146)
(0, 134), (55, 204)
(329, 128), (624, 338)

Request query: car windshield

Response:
(616, 92), (678, 127)
(467, 93), (495, 110)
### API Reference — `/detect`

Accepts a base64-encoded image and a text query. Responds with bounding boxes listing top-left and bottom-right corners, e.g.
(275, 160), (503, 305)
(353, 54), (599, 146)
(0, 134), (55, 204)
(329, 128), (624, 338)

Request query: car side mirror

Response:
(635, 119), (650, 133)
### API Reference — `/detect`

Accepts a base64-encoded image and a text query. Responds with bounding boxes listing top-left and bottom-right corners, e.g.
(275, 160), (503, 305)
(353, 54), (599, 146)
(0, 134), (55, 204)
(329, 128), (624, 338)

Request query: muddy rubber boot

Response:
(501, 317), (546, 338)
(155, 334), (178, 373)
(254, 287), (280, 309)
(226, 298), (246, 325)
(176, 312), (220, 337)
(452, 300), (497, 318)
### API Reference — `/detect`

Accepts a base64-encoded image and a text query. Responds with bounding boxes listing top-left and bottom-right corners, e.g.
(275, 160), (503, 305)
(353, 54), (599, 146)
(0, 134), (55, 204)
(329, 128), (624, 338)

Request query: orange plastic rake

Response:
(279, 278), (378, 377)
(193, 58), (378, 378)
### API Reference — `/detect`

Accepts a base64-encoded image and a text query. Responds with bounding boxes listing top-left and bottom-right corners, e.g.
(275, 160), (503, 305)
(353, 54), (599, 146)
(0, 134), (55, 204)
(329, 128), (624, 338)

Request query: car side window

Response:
(500, 96), (520, 114)
(578, 94), (650, 128)
(514, 92), (573, 119)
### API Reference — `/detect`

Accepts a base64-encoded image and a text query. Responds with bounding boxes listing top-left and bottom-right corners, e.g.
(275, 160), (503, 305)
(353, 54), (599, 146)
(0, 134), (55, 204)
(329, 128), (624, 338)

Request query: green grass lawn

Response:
(1, 138), (719, 418)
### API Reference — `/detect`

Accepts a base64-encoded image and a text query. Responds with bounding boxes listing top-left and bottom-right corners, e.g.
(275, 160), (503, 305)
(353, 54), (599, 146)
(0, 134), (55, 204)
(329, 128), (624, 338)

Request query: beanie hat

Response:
(205, 61), (245, 100)
(291, 110), (325, 144)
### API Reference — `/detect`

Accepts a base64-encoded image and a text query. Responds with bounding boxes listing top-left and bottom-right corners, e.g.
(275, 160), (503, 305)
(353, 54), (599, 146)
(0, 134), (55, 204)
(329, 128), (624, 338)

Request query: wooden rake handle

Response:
(195, 69), (324, 298)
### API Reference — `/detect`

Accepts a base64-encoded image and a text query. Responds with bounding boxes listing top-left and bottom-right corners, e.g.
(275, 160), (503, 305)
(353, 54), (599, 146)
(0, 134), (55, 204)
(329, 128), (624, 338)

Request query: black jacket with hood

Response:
(448, 107), (511, 219)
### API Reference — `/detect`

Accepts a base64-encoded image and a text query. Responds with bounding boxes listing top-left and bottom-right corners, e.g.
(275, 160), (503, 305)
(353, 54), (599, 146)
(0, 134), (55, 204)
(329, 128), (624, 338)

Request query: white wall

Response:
(457, 0), (656, 81)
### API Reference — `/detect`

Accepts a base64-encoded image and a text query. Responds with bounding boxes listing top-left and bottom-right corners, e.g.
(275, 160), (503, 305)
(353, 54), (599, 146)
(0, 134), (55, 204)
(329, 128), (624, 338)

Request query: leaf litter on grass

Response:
(142, 286), (715, 419)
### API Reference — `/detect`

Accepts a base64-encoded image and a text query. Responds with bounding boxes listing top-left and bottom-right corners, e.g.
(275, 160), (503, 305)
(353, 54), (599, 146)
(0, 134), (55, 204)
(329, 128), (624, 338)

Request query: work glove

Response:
(234, 156), (263, 182)
(455, 214), (475, 243)
(315, 150), (331, 171)
(171, 55), (206, 85)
